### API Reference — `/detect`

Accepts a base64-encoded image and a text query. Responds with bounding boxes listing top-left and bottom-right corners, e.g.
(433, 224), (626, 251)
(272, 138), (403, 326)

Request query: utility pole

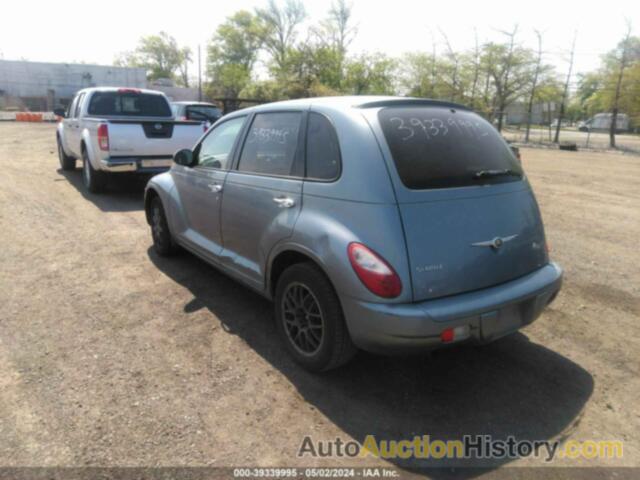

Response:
(198, 44), (202, 102)
(554, 31), (576, 144)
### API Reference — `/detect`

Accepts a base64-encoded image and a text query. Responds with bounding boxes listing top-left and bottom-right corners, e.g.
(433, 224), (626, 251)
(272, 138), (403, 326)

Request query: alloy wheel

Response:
(281, 282), (325, 356)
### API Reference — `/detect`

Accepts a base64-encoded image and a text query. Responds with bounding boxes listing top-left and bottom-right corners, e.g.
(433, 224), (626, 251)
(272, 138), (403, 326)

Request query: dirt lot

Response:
(1, 122), (639, 476)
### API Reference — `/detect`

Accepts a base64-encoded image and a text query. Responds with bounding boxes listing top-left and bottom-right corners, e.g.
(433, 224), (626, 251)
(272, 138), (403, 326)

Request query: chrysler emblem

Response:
(471, 234), (518, 250)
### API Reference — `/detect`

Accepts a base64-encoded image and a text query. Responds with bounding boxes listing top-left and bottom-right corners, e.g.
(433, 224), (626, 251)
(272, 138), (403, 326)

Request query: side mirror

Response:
(53, 107), (66, 118)
(173, 149), (195, 167)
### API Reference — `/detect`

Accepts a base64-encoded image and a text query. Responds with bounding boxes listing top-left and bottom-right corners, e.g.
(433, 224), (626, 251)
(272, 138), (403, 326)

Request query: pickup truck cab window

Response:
(88, 91), (171, 117)
(195, 117), (246, 169)
(74, 93), (85, 118)
(68, 94), (79, 119)
(237, 112), (302, 177)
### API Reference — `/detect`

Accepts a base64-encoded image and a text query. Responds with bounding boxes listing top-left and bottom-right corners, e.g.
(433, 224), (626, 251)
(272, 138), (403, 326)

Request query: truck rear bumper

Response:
(101, 156), (173, 173)
(341, 262), (563, 354)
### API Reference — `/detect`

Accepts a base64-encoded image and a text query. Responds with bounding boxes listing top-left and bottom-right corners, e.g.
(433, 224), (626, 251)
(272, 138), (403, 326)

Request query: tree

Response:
(116, 32), (192, 86)
(256, 0), (306, 75)
(525, 30), (543, 142)
(312, 0), (357, 88)
(609, 21), (633, 147)
(554, 31), (577, 143)
(343, 53), (397, 95)
(206, 11), (265, 102)
(482, 26), (534, 132)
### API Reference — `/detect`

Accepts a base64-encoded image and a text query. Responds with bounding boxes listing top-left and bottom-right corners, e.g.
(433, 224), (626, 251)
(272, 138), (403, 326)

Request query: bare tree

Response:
(525, 30), (543, 143)
(609, 20), (633, 148)
(485, 25), (522, 132)
(439, 29), (460, 101)
(430, 29), (437, 96)
(470, 28), (481, 109)
(256, 0), (306, 73)
(554, 31), (577, 143)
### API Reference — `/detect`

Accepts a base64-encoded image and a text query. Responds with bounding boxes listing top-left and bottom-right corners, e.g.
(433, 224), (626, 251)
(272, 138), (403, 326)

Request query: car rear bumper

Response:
(101, 156), (173, 173)
(341, 262), (563, 354)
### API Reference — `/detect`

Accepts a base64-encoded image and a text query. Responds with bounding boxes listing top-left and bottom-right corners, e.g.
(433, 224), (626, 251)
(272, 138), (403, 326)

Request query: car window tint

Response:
(306, 113), (340, 180)
(238, 112), (302, 177)
(378, 107), (522, 189)
(197, 117), (245, 169)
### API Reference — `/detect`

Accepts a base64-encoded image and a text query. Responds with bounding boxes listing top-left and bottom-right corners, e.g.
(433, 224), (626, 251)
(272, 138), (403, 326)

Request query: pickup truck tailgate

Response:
(107, 120), (204, 157)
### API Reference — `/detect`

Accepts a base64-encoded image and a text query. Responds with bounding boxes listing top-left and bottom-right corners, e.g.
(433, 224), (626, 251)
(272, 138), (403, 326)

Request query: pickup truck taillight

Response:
(97, 123), (109, 151)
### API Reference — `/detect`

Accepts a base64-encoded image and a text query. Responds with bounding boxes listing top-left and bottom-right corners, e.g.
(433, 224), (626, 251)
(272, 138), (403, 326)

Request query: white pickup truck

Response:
(55, 87), (207, 193)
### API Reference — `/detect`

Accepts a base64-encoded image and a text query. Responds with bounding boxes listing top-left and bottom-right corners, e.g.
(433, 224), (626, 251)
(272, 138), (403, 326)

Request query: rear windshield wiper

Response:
(473, 169), (522, 179)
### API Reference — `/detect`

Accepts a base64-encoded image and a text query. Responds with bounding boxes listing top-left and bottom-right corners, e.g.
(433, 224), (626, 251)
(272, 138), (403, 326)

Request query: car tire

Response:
(275, 262), (357, 372)
(57, 137), (75, 171)
(82, 149), (107, 193)
(149, 196), (178, 256)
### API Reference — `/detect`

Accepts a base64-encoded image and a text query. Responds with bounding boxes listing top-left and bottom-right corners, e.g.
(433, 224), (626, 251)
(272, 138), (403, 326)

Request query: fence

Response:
(0, 111), (58, 122)
(502, 125), (640, 154)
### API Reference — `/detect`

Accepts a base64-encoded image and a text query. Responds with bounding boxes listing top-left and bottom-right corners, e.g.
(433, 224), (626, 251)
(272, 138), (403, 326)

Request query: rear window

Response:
(378, 107), (522, 189)
(186, 105), (222, 121)
(88, 91), (171, 117)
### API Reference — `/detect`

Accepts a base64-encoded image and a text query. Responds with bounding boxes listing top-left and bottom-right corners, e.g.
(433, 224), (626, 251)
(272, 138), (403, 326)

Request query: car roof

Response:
(75, 86), (166, 96)
(226, 96), (470, 117)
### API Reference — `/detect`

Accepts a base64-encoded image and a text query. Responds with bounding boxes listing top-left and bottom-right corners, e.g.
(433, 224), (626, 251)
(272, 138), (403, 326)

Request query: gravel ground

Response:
(0, 122), (638, 477)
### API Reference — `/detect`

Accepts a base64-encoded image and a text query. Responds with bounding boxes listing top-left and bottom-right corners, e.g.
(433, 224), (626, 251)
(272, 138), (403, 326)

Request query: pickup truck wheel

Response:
(275, 263), (356, 372)
(57, 138), (75, 171)
(82, 150), (107, 193)
(150, 197), (178, 256)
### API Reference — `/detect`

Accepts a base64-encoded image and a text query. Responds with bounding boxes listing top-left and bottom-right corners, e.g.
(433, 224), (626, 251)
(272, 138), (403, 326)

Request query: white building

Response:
(0, 59), (146, 110)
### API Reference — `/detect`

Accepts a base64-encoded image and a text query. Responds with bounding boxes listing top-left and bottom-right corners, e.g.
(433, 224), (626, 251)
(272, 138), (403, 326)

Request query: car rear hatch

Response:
(370, 103), (549, 301)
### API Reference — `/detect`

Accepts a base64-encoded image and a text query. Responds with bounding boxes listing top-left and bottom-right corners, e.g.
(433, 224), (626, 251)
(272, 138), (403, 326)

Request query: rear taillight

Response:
(347, 243), (402, 298)
(97, 123), (109, 151)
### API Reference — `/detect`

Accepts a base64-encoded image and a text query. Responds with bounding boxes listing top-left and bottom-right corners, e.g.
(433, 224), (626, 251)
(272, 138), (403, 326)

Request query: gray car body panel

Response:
(146, 96), (562, 354)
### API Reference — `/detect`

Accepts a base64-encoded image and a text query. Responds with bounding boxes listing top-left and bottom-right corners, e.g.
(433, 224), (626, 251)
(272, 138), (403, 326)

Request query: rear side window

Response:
(378, 107), (522, 189)
(238, 112), (302, 177)
(88, 91), (171, 117)
(306, 113), (341, 180)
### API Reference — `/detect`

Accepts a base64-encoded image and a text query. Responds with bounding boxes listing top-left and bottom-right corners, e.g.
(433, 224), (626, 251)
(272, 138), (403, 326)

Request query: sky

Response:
(1, 0), (637, 79)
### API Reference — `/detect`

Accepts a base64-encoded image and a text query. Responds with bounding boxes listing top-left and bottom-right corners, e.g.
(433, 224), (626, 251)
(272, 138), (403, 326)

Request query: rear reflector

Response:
(440, 325), (471, 343)
(97, 123), (109, 151)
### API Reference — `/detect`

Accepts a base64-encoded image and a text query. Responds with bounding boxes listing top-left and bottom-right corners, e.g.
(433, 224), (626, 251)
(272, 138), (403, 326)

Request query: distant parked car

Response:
(578, 113), (630, 133)
(145, 96), (562, 371)
(171, 101), (222, 127)
(55, 88), (206, 193)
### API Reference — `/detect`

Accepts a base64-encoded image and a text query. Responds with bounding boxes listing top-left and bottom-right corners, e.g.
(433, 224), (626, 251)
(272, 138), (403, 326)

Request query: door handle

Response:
(208, 183), (223, 193)
(273, 196), (295, 208)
